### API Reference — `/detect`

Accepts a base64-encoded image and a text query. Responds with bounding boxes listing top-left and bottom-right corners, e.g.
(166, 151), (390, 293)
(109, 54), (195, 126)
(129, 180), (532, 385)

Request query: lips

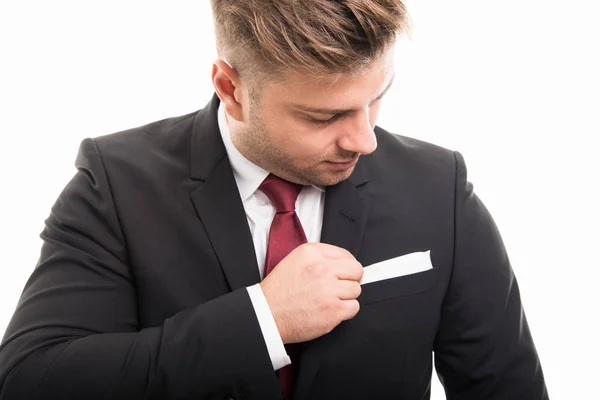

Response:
(326, 156), (359, 170)
(330, 160), (354, 165)
(329, 155), (359, 164)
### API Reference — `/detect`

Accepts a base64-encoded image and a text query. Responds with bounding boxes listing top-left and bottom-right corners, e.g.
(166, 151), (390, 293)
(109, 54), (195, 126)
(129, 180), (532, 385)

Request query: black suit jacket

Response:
(0, 95), (547, 399)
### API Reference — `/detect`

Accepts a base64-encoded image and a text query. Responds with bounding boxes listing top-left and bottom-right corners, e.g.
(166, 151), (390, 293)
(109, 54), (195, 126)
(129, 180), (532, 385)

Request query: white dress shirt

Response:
(217, 102), (325, 371)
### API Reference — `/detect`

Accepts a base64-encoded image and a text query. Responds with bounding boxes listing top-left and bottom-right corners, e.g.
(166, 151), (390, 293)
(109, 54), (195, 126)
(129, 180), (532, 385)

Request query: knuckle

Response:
(322, 323), (335, 335)
(307, 262), (325, 276)
(296, 243), (311, 256)
(302, 242), (317, 250)
(317, 296), (332, 312)
(324, 299), (337, 312)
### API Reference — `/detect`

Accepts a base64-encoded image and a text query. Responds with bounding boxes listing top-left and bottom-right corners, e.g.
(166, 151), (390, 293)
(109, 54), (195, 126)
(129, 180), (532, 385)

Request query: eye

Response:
(306, 115), (338, 125)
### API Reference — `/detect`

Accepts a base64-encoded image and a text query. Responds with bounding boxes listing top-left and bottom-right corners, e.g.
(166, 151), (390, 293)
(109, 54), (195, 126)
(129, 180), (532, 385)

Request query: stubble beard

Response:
(236, 109), (356, 186)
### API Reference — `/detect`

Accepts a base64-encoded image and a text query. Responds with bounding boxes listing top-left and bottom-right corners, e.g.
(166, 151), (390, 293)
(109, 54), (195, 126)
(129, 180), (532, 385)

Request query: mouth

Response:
(325, 156), (360, 170)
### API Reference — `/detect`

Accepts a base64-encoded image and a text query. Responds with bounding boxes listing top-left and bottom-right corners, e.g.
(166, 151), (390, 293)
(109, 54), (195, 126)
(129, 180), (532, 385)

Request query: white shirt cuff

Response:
(247, 283), (291, 371)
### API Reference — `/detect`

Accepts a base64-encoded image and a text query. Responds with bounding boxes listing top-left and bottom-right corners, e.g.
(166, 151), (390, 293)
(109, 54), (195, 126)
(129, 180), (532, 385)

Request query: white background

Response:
(1, 1), (599, 398)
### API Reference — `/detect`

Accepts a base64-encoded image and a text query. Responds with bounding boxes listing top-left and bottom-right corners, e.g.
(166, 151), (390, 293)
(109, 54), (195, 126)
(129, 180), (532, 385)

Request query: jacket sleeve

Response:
(0, 138), (282, 400)
(433, 151), (549, 399)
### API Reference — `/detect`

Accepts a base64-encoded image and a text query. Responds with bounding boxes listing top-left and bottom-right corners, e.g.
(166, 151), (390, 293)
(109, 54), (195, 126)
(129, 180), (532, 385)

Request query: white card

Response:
(361, 250), (433, 285)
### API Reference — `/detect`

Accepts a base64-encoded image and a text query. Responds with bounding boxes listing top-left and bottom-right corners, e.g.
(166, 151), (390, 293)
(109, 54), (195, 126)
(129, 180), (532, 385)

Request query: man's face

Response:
(231, 50), (394, 186)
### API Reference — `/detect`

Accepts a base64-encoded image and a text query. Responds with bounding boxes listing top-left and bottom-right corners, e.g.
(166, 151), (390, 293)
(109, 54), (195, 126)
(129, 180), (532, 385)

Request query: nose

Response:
(337, 110), (378, 155)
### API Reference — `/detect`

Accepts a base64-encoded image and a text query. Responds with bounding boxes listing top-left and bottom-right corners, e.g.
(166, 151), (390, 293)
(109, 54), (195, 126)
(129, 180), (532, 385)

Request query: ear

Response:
(211, 59), (245, 122)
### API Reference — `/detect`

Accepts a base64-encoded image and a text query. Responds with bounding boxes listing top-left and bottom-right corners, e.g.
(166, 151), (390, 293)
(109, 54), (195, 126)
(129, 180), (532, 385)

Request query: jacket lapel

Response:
(320, 162), (371, 257)
(189, 94), (261, 291)
(294, 161), (372, 399)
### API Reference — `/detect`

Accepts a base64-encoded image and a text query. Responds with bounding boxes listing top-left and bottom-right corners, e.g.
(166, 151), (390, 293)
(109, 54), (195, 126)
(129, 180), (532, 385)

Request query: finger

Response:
(336, 280), (362, 300)
(338, 299), (360, 321)
(331, 259), (364, 282)
(311, 243), (355, 260)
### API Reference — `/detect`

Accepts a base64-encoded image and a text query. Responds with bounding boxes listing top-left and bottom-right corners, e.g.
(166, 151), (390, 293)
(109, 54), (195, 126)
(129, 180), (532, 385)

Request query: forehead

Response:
(262, 51), (395, 108)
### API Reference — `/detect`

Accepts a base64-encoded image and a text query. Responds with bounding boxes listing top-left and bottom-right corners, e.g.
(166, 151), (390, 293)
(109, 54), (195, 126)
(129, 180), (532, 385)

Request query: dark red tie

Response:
(259, 174), (307, 400)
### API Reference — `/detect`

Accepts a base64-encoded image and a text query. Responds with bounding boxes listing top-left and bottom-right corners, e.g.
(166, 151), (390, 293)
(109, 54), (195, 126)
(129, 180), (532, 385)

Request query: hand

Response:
(260, 242), (364, 344)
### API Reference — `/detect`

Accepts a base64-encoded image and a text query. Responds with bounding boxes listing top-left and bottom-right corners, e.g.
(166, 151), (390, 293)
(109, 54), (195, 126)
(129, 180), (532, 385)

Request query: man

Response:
(0, 0), (547, 399)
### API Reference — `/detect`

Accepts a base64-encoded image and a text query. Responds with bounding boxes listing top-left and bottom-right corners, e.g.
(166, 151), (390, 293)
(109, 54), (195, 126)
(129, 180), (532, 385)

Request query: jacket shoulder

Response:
(95, 111), (198, 153)
(74, 111), (199, 174)
(370, 126), (459, 181)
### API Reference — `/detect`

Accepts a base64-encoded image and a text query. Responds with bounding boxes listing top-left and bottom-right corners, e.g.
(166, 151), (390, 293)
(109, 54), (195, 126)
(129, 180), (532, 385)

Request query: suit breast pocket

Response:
(358, 267), (439, 305)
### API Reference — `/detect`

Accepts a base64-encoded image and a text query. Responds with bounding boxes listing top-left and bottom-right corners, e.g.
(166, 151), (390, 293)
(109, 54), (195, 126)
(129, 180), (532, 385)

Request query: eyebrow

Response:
(291, 74), (395, 115)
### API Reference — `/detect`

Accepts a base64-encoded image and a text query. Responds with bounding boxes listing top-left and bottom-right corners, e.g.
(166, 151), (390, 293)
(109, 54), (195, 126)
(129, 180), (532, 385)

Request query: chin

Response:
(311, 167), (355, 186)
(280, 164), (355, 187)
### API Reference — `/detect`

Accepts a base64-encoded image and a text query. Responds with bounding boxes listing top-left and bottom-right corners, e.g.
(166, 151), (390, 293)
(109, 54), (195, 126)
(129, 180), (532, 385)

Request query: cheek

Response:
(276, 122), (335, 159)
(299, 135), (331, 158)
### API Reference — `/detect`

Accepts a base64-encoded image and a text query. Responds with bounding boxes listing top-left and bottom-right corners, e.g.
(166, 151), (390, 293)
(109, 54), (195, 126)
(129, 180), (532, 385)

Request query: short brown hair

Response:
(211, 0), (410, 86)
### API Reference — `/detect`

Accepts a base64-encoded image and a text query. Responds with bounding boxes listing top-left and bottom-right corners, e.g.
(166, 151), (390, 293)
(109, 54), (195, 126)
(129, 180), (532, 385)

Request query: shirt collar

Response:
(217, 101), (325, 201)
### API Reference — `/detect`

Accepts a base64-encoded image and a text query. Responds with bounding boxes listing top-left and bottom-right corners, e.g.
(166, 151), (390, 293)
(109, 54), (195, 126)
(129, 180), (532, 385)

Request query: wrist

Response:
(260, 282), (289, 344)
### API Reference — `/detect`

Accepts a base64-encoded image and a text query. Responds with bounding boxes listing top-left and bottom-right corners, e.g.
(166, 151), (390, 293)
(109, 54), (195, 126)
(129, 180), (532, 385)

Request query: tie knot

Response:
(259, 174), (303, 213)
